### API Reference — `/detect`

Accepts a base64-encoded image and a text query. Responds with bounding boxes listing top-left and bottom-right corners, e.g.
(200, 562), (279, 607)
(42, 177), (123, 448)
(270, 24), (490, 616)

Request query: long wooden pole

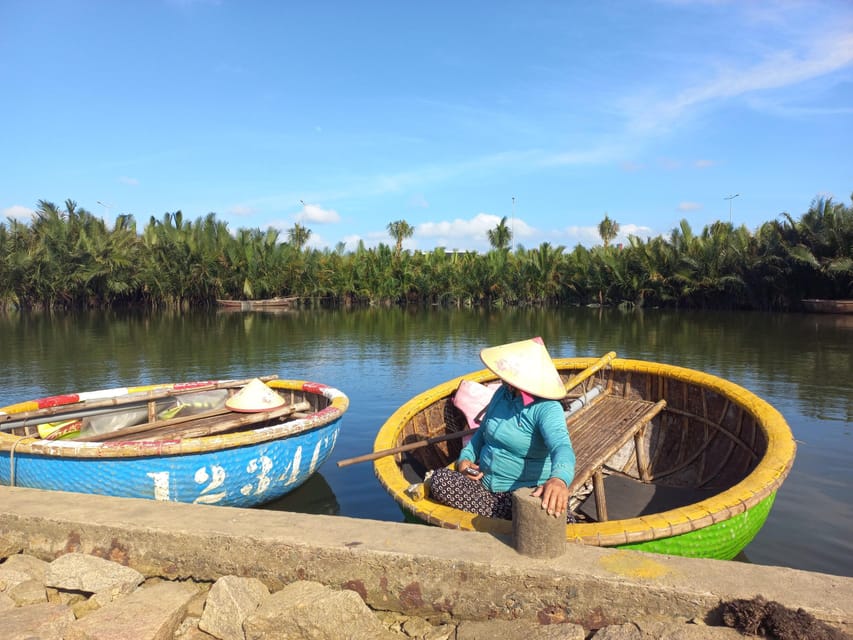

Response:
(563, 352), (616, 393)
(337, 428), (476, 468)
(338, 353), (617, 468)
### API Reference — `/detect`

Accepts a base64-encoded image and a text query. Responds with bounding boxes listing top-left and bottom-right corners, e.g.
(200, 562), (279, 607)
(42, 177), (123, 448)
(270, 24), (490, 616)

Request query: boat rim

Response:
(0, 379), (348, 458)
(373, 356), (796, 546)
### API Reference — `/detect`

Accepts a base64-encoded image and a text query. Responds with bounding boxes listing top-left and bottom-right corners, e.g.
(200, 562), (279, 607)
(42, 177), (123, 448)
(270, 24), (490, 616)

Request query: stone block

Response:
(199, 575), (270, 640)
(65, 580), (197, 640)
(45, 552), (144, 595)
(457, 618), (585, 639)
(0, 602), (75, 640)
(2, 553), (49, 582)
(511, 488), (566, 558)
(244, 580), (399, 640)
(7, 578), (47, 606)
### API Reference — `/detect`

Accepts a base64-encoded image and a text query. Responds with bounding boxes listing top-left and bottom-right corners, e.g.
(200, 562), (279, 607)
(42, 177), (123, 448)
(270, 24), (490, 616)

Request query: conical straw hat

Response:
(479, 337), (565, 400)
(225, 378), (287, 413)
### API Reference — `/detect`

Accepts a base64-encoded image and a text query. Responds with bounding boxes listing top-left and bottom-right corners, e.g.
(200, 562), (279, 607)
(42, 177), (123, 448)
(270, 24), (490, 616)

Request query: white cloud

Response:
(229, 204), (255, 216)
(119, 176), (139, 186)
(297, 203), (341, 224)
(678, 202), (703, 212)
(559, 225), (602, 247)
(694, 159), (715, 169)
(2, 205), (35, 221)
(556, 222), (656, 248)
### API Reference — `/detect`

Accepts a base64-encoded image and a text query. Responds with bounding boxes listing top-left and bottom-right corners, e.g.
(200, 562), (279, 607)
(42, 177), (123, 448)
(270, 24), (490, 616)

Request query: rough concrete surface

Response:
(0, 485), (851, 638)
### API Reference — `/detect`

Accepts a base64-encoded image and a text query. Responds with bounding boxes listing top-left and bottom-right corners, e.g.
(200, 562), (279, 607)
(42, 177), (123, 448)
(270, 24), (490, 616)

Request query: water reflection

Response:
(259, 473), (339, 516)
(1, 307), (851, 577)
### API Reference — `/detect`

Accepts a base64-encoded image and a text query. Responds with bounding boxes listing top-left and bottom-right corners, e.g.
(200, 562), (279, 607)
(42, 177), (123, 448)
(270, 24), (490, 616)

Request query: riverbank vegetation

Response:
(1, 194), (850, 311)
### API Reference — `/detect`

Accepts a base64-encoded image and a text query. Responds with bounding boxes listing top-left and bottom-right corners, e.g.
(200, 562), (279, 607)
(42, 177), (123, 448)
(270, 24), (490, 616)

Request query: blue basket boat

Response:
(0, 377), (348, 508)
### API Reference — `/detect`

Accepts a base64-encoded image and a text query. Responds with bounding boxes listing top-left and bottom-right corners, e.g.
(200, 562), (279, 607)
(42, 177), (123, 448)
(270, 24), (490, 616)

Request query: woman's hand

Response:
(457, 460), (482, 481)
(531, 477), (569, 518)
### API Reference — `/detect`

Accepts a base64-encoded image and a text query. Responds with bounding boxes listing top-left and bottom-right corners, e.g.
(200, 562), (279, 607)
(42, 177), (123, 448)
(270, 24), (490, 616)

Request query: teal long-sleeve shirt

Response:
(457, 384), (575, 492)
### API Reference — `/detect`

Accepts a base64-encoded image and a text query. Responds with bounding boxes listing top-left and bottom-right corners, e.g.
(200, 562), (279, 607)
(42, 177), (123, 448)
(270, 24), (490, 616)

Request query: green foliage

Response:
(1, 192), (851, 311)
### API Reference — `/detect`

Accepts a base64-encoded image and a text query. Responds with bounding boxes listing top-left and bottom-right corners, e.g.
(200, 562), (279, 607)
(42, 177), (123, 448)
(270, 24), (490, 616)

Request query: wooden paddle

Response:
(78, 400), (312, 443)
(337, 352), (618, 468)
(0, 375), (280, 432)
(337, 428), (476, 468)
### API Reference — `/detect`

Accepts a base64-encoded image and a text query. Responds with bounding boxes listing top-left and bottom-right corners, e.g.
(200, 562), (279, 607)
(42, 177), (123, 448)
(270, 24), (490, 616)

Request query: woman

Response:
(430, 337), (575, 520)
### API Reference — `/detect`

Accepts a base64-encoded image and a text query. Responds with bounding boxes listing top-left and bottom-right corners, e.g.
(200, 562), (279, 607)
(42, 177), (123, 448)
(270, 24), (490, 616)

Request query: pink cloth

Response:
(452, 380), (501, 444)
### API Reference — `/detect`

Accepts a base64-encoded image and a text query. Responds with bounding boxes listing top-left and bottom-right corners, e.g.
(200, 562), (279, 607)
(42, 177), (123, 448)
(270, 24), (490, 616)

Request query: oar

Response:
(121, 401), (313, 441)
(337, 428), (476, 468)
(0, 375), (279, 432)
(79, 401), (313, 442)
(563, 351), (616, 394)
(338, 352), (617, 468)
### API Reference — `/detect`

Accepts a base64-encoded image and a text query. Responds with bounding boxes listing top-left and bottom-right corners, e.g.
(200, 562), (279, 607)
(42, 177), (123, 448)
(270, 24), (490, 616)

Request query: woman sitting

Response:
(430, 337), (575, 520)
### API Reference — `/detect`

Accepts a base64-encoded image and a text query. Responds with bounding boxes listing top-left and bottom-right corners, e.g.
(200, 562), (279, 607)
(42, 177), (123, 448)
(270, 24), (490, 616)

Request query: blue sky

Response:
(2, 1), (851, 253)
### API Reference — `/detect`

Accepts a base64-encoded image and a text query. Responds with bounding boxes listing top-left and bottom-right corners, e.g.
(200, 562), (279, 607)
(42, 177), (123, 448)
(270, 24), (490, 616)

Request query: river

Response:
(1, 306), (850, 577)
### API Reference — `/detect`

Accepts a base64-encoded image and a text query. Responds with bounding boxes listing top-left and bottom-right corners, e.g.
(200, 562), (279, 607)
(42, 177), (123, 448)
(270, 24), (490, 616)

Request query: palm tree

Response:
(487, 216), (512, 252)
(598, 214), (620, 248)
(288, 223), (311, 252)
(386, 220), (414, 258)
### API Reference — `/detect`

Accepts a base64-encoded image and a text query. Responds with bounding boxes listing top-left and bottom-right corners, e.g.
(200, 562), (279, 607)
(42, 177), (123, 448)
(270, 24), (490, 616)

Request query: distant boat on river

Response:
(216, 296), (299, 311)
(801, 299), (853, 314)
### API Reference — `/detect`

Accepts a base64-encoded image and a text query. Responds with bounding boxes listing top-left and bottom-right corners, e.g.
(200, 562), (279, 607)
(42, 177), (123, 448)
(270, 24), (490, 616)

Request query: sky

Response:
(1, 1), (851, 253)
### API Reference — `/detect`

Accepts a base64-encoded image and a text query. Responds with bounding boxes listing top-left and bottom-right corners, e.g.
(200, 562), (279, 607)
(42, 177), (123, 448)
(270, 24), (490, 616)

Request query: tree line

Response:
(0, 193), (850, 311)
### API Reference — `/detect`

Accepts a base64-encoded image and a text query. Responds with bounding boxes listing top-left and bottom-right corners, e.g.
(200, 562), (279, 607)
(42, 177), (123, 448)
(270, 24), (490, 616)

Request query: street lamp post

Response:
(724, 194), (739, 224)
(97, 201), (114, 221)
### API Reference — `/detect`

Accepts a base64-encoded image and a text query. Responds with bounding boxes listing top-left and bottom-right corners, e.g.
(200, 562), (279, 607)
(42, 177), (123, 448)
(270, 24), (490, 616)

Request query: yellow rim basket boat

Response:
(373, 355), (796, 559)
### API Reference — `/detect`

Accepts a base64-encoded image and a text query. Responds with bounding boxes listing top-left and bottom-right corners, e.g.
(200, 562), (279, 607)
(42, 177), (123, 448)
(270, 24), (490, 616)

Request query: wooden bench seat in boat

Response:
(565, 393), (666, 522)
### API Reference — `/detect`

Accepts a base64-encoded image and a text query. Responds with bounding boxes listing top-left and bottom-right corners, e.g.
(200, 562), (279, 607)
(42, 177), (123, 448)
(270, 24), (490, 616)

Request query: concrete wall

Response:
(1, 485), (850, 631)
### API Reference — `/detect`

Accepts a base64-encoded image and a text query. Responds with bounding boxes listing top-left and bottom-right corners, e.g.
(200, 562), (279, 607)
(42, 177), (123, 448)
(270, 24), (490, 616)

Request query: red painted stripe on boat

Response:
(37, 394), (81, 408)
(302, 382), (327, 394)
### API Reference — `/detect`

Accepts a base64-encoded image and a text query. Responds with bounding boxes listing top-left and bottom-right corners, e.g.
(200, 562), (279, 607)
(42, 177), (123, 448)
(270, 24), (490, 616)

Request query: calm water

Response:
(1, 307), (850, 577)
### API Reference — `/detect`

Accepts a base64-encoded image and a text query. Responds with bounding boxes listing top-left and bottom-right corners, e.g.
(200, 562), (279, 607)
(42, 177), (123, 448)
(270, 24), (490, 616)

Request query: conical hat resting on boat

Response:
(225, 378), (287, 413)
(479, 337), (566, 400)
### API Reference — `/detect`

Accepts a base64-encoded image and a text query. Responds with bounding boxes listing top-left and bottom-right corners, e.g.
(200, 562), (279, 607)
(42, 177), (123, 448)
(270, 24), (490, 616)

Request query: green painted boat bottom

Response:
(617, 492), (777, 559)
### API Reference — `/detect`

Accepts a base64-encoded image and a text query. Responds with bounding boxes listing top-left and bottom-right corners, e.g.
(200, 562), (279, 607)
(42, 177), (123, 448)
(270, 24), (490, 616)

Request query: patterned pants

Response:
(429, 467), (513, 519)
(429, 467), (577, 523)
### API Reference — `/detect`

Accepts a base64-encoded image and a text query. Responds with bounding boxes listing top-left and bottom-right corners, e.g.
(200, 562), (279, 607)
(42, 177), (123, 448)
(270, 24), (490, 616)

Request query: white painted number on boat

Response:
(240, 455), (273, 496)
(286, 446), (303, 485)
(193, 465), (227, 504)
(146, 471), (171, 501)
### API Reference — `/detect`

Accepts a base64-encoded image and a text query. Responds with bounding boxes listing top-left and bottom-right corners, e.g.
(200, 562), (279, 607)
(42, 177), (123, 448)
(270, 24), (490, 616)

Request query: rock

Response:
(175, 616), (218, 640)
(186, 585), (211, 619)
(0, 601), (75, 640)
(7, 577), (47, 605)
(0, 538), (22, 560)
(457, 618), (586, 640)
(64, 580), (197, 640)
(243, 580), (401, 640)
(0, 590), (15, 611)
(45, 552), (144, 594)
(591, 619), (745, 639)
(2, 553), (49, 582)
(199, 575), (270, 640)
(0, 567), (33, 591)
(46, 585), (88, 606)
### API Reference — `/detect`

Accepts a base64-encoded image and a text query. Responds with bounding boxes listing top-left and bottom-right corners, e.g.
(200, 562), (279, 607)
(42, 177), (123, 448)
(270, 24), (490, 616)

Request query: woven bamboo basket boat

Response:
(373, 356), (796, 559)
(0, 378), (348, 507)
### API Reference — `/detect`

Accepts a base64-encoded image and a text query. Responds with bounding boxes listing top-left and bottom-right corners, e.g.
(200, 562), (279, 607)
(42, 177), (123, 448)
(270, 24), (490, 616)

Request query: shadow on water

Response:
(258, 473), (340, 516)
